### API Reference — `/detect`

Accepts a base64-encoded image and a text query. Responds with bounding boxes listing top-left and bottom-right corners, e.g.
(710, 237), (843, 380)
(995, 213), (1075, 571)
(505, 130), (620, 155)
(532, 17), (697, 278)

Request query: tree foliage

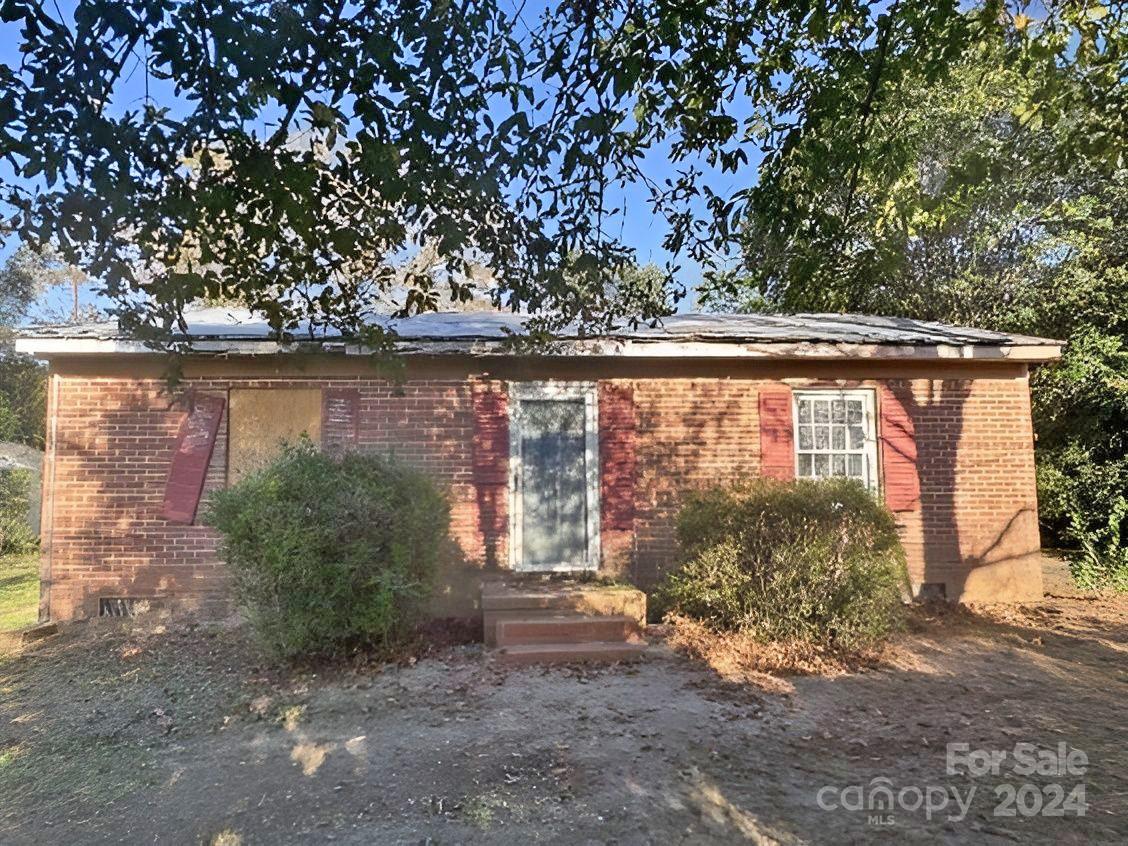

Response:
(0, 0), (656, 341)
(0, 244), (98, 325)
(0, 245), (38, 330)
(0, 464), (36, 553)
(0, 247), (49, 448)
(1034, 330), (1128, 590)
(0, 353), (45, 447)
(703, 15), (1127, 589)
(0, 1), (1117, 343)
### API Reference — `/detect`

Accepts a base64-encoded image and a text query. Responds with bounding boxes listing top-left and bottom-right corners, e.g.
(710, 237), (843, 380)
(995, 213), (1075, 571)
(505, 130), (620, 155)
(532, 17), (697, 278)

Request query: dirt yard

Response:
(1, 593), (1125, 845)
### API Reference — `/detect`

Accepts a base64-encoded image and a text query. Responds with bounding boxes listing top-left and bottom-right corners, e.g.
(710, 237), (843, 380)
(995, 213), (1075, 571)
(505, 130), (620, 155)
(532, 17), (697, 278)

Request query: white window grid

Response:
(792, 389), (878, 492)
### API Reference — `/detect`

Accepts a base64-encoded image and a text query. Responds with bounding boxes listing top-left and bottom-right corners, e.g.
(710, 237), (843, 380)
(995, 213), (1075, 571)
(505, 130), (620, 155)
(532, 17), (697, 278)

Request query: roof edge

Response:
(14, 336), (1063, 362)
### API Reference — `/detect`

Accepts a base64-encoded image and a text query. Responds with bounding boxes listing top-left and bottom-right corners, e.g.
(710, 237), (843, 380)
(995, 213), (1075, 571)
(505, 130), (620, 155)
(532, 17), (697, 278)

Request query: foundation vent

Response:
(915, 582), (947, 601)
(99, 597), (139, 618)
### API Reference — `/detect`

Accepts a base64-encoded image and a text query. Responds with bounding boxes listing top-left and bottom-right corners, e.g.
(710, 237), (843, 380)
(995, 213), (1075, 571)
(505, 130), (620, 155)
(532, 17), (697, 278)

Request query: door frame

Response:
(508, 381), (601, 573)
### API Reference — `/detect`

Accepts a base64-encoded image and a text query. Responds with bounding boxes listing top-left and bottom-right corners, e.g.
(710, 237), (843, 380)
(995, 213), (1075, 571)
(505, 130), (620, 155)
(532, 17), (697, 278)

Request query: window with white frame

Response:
(793, 390), (878, 491)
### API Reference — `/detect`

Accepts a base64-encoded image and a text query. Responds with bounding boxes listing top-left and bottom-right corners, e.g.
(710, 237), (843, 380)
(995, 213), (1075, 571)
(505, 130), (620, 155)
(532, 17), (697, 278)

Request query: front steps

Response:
(497, 639), (647, 666)
(482, 581), (647, 665)
(497, 614), (639, 645)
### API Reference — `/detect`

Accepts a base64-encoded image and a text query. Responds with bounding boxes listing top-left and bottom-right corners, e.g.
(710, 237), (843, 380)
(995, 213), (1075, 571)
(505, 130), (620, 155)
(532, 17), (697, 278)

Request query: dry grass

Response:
(661, 614), (895, 693)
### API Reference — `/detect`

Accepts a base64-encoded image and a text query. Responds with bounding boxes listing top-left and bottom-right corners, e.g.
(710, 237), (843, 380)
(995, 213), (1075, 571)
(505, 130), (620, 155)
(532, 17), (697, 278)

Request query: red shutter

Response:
(471, 381), (509, 566)
(472, 382), (509, 486)
(322, 387), (360, 456)
(599, 383), (636, 531)
(759, 388), (795, 481)
(879, 384), (920, 511)
(162, 393), (226, 524)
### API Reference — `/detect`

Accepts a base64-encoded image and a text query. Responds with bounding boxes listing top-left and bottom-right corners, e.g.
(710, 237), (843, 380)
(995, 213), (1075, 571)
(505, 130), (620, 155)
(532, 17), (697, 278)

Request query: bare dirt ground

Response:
(1, 593), (1125, 845)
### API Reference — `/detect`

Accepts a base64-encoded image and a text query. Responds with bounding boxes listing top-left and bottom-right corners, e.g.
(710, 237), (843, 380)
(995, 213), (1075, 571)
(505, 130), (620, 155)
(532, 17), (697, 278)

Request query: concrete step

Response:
(495, 615), (641, 647)
(496, 640), (647, 666)
(481, 582), (645, 615)
(481, 582), (647, 646)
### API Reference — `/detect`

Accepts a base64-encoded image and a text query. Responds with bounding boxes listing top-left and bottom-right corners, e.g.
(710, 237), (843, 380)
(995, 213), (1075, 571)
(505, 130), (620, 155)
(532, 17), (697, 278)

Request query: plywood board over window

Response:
(228, 388), (322, 484)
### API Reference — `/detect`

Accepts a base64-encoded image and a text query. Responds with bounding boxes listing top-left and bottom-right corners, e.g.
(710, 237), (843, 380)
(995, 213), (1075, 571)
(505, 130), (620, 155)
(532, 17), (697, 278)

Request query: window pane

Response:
(815, 426), (829, 449)
(798, 425), (813, 450)
(793, 393), (875, 491)
(831, 427), (845, 450)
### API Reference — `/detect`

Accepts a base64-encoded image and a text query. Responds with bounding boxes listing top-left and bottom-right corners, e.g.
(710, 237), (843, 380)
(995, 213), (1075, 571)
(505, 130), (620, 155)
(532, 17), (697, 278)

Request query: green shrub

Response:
(0, 352), (46, 448)
(1032, 331), (1128, 591)
(204, 441), (450, 659)
(1037, 441), (1128, 591)
(0, 465), (37, 554)
(655, 477), (909, 648)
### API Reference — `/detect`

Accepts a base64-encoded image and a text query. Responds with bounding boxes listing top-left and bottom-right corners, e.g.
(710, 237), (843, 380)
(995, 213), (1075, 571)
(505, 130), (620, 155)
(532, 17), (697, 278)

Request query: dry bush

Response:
(656, 478), (909, 648)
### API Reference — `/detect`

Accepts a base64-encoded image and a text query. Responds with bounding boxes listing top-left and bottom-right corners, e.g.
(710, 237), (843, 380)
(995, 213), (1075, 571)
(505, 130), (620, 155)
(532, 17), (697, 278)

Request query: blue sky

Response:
(0, 1), (771, 316)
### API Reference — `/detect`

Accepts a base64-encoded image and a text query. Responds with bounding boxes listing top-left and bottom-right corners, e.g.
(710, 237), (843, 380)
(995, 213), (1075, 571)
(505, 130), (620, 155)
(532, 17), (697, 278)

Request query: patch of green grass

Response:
(0, 553), (39, 632)
(461, 792), (502, 830)
(0, 744), (24, 769)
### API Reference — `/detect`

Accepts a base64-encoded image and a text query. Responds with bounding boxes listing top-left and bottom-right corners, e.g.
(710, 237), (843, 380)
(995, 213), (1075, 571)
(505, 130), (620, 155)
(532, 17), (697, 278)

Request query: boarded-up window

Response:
(228, 388), (322, 484)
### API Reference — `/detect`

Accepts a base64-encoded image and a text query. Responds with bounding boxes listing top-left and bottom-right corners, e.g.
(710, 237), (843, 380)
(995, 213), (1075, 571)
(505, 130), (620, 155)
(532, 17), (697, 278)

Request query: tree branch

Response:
(837, 2), (901, 248)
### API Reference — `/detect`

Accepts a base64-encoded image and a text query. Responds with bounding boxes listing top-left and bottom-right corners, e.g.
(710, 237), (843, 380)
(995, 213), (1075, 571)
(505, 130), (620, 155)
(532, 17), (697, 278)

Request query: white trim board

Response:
(14, 337), (1062, 362)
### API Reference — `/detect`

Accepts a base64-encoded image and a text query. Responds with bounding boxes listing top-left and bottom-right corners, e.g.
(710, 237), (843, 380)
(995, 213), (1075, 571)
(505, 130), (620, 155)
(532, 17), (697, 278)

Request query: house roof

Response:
(15, 307), (1063, 362)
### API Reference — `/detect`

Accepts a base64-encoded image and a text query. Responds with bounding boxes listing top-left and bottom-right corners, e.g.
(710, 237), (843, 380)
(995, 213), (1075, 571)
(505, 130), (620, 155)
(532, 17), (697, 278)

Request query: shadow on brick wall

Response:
(887, 379), (1039, 600)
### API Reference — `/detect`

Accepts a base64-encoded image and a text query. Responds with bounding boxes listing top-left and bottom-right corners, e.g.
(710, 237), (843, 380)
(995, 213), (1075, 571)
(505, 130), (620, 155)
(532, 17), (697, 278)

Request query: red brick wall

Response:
(42, 376), (497, 620)
(625, 374), (1042, 600)
(631, 378), (763, 584)
(44, 379), (229, 620)
(39, 362), (1043, 620)
(598, 382), (637, 575)
(890, 377), (1043, 601)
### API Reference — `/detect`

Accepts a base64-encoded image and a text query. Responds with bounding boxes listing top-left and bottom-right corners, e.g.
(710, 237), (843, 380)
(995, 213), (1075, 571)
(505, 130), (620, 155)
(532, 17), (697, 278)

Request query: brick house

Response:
(17, 309), (1061, 623)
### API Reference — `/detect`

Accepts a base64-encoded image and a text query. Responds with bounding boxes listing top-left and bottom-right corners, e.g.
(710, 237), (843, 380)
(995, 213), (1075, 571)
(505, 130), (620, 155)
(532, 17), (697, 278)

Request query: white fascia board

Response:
(15, 336), (1063, 362)
(366, 338), (1063, 362)
(14, 337), (287, 355)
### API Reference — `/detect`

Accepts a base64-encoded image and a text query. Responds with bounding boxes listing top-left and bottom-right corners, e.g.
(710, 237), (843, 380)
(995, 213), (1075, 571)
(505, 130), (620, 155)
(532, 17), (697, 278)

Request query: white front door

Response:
(509, 383), (600, 572)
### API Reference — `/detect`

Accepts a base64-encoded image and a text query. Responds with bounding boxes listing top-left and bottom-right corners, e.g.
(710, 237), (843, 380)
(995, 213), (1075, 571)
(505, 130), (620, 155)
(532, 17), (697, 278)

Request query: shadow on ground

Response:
(0, 594), (1125, 845)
